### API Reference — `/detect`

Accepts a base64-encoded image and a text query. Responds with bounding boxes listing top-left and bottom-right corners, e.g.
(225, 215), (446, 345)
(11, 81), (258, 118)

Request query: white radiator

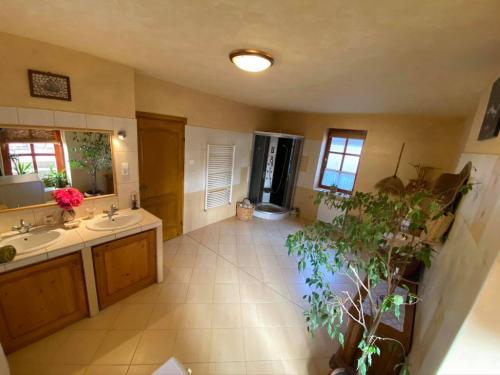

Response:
(204, 144), (235, 210)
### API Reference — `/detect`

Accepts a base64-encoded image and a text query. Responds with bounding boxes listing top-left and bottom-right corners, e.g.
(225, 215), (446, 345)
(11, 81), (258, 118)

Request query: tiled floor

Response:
(7, 217), (352, 375)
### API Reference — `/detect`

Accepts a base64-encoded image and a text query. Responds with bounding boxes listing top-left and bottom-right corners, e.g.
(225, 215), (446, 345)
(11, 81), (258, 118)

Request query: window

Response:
(2, 142), (64, 177)
(318, 129), (367, 193)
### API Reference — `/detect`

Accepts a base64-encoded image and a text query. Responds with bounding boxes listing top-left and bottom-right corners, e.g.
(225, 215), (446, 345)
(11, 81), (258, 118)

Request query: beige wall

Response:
(0, 32), (135, 118)
(274, 112), (466, 220)
(135, 72), (273, 132)
(410, 80), (500, 374)
(135, 73), (274, 231)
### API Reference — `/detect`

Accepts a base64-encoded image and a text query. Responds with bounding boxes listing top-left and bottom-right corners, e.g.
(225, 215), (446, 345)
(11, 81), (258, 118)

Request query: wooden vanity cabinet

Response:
(92, 229), (157, 309)
(0, 253), (88, 354)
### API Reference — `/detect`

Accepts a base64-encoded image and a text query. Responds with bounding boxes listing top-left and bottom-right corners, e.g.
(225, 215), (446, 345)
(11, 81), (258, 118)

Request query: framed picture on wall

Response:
(478, 77), (500, 140)
(28, 69), (72, 101)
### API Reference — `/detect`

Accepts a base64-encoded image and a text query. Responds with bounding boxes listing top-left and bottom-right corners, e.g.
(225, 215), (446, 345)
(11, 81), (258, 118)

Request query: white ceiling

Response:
(1, 0), (500, 115)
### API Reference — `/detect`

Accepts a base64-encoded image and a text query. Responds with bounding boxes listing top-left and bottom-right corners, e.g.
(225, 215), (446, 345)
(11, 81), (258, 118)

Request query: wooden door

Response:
(0, 253), (88, 353)
(137, 112), (186, 241)
(92, 230), (156, 309)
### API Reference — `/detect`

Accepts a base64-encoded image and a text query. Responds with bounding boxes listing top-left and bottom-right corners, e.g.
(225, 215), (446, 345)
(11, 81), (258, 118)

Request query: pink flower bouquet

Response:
(52, 187), (84, 211)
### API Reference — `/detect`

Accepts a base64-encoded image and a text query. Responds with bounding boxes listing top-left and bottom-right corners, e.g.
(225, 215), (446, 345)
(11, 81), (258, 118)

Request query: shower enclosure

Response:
(248, 131), (303, 220)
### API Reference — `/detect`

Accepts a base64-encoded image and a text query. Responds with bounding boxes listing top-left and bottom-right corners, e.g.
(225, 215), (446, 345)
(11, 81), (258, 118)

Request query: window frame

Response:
(1, 141), (65, 176)
(318, 128), (367, 193)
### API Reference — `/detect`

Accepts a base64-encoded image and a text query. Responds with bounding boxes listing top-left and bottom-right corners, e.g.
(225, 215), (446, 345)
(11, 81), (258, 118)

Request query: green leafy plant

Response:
(10, 155), (33, 175)
(42, 167), (69, 188)
(70, 132), (112, 194)
(286, 188), (446, 375)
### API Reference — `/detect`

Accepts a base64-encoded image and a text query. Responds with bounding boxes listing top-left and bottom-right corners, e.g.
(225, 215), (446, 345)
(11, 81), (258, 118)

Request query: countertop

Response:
(0, 208), (162, 273)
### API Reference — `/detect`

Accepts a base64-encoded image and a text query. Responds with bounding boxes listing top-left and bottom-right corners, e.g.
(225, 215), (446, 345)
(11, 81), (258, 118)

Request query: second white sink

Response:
(86, 213), (143, 231)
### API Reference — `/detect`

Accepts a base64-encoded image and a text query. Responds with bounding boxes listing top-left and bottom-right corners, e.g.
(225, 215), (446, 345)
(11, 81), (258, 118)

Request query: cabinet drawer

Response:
(92, 229), (156, 309)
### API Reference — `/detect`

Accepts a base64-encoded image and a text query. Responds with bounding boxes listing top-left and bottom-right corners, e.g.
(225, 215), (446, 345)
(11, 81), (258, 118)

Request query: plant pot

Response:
(62, 209), (76, 223)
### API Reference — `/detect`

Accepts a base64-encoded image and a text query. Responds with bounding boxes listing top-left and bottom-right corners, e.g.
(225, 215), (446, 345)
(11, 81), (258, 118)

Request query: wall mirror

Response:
(0, 126), (115, 210)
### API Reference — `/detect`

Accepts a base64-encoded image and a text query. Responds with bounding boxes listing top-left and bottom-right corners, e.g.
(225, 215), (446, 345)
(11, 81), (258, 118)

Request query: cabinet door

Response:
(0, 253), (88, 354)
(92, 230), (156, 309)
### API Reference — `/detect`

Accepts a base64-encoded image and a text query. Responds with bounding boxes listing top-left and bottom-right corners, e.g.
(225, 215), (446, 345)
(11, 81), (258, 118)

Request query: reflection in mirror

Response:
(0, 127), (114, 210)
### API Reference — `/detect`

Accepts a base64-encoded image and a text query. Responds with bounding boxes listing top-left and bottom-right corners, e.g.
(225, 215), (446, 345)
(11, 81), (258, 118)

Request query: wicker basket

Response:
(236, 205), (254, 221)
(423, 212), (455, 243)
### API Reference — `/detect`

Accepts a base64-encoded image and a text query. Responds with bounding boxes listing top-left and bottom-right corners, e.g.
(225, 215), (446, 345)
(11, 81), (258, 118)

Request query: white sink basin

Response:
(0, 229), (65, 255)
(86, 213), (143, 231)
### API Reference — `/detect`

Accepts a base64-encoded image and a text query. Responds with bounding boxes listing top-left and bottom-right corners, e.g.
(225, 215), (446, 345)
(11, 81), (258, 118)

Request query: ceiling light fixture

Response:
(229, 49), (274, 72)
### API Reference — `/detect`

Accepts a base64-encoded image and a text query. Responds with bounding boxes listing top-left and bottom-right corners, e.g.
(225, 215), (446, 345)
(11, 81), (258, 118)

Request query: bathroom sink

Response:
(0, 229), (65, 255)
(86, 213), (143, 231)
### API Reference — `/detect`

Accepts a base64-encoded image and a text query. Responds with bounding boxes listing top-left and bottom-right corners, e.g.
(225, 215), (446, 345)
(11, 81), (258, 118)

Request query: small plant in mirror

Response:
(42, 167), (69, 188)
(9, 155), (33, 175)
(70, 132), (112, 195)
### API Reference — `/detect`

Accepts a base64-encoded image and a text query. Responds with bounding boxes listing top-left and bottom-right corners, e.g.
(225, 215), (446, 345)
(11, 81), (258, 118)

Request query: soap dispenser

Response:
(131, 192), (139, 210)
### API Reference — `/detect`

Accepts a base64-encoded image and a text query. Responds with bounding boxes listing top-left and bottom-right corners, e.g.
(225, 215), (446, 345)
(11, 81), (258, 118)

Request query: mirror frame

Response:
(0, 123), (118, 212)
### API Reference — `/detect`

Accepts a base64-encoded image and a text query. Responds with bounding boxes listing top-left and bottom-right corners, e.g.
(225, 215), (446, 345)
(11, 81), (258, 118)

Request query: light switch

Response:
(189, 160), (195, 166)
(121, 162), (129, 176)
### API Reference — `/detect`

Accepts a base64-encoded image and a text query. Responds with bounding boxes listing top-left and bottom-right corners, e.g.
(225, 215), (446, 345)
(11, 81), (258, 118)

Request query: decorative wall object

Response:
(28, 70), (71, 101)
(478, 77), (500, 140)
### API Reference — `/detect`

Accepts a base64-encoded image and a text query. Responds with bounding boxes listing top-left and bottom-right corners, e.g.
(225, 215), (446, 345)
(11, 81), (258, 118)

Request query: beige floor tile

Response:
(183, 362), (210, 374)
(218, 244), (238, 261)
(266, 282), (292, 300)
(132, 330), (177, 364)
(173, 253), (196, 267)
(246, 360), (285, 374)
(213, 283), (240, 303)
(7, 329), (70, 365)
(209, 361), (246, 374)
(122, 284), (162, 304)
(261, 266), (285, 284)
(70, 303), (123, 331)
(280, 359), (316, 374)
(85, 365), (128, 374)
(211, 304), (242, 328)
(256, 303), (304, 327)
(190, 267), (216, 284)
(236, 249), (260, 267)
(52, 330), (107, 364)
(240, 283), (288, 303)
(210, 328), (245, 362)
(127, 364), (163, 375)
(157, 283), (189, 303)
(239, 267), (263, 283)
(215, 260), (239, 283)
(91, 330), (142, 365)
(112, 304), (155, 329)
(173, 329), (211, 362)
(194, 251), (217, 268)
(186, 284), (214, 303)
(9, 364), (87, 375)
(241, 303), (260, 327)
(147, 304), (184, 329)
(181, 304), (213, 328)
(243, 328), (281, 361)
(164, 267), (193, 283)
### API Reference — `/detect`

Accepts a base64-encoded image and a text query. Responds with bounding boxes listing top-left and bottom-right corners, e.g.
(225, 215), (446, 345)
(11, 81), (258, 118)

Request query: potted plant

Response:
(9, 155), (33, 175)
(52, 187), (84, 222)
(42, 167), (69, 188)
(286, 188), (446, 375)
(70, 132), (112, 195)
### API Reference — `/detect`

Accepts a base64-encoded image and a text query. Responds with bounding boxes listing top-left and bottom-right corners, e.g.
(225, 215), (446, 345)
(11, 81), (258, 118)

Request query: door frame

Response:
(136, 111), (187, 238)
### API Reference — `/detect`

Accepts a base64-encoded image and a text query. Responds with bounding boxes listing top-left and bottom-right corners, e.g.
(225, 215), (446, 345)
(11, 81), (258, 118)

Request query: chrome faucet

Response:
(12, 219), (33, 234)
(103, 204), (119, 219)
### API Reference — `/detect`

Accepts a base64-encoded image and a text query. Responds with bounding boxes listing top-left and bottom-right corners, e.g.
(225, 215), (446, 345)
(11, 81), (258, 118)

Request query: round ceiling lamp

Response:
(229, 49), (274, 72)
